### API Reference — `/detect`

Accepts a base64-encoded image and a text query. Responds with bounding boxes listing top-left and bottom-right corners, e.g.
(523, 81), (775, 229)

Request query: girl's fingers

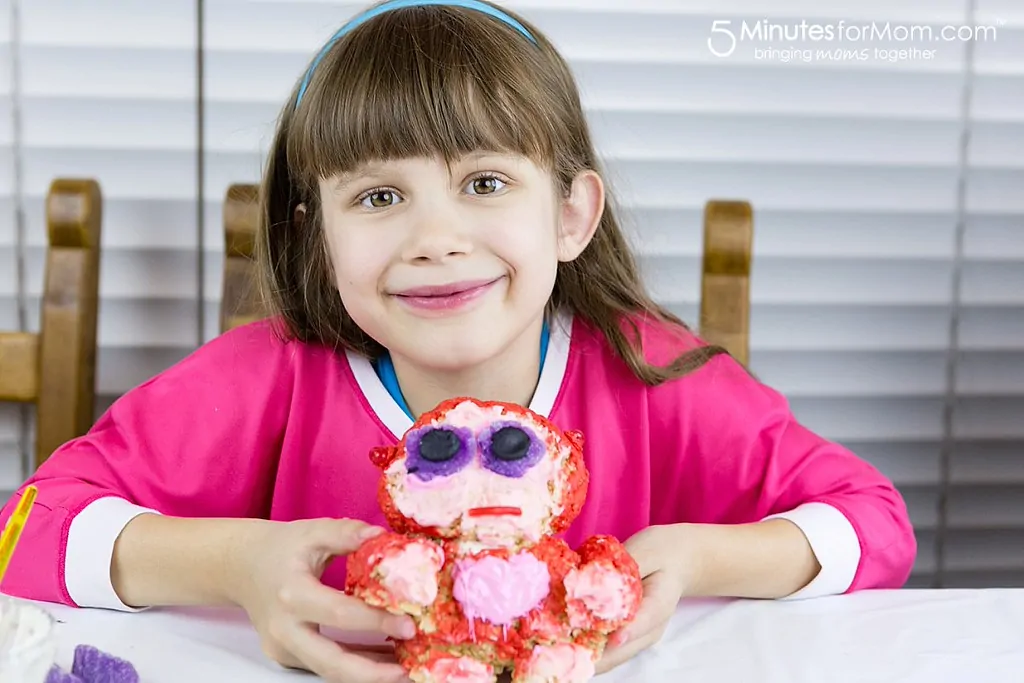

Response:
(307, 518), (387, 555)
(596, 619), (669, 674)
(596, 572), (677, 674)
(281, 624), (410, 683)
(617, 571), (679, 644)
(280, 574), (415, 639)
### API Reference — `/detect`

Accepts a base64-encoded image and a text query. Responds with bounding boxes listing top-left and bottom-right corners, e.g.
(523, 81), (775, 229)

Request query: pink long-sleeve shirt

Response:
(0, 312), (916, 610)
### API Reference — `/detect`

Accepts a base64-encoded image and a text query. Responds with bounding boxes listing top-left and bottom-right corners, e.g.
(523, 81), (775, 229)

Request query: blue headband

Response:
(295, 0), (538, 106)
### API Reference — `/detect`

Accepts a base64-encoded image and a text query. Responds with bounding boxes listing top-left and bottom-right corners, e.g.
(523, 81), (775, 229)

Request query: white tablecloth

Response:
(29, 588), (1024, 682)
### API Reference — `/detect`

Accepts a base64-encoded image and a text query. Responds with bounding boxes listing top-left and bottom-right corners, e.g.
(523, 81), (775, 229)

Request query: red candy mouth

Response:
(467, 506), (522, 517)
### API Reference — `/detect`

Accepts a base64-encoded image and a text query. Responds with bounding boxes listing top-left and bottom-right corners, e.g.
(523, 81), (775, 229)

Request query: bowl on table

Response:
(0, 595), (58, 682)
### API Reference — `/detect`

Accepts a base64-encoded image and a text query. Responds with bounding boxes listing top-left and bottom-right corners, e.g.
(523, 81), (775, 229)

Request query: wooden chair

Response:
(0, 178), (102, 469)
(699, 200), (753, 366)
(219, 185), (755, 366)
(221, 183), (265, 333)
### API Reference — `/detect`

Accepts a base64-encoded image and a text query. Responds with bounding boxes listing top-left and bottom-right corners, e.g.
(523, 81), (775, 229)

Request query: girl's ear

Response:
(294, 202), (307, 225)
(557, 170), (604, 263)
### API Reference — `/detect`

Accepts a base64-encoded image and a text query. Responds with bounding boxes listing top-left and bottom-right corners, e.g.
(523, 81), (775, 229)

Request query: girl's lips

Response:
(395, 278), (500, 297)
(392, 277), (502, 312)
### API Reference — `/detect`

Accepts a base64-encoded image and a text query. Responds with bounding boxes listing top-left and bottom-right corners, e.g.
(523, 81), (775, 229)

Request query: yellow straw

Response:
(0, 485), (37, 585)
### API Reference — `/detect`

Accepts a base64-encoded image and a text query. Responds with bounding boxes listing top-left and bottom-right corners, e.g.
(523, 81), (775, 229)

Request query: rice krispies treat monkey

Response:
(345, 397), (643, 683)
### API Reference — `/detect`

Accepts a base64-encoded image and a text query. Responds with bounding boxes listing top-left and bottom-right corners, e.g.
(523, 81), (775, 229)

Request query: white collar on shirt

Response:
(345, 310), (574, 438)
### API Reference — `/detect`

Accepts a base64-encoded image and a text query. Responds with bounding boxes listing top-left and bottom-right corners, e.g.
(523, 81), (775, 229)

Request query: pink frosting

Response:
(426, 657), (494, 683)
(452, 553), (550, 625)
(377, 541), (444, 607)
(564, 563), (631, 622)
(524, 644), (596, 682)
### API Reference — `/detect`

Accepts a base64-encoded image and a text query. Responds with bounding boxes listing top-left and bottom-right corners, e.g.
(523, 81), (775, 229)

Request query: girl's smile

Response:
(391, 276), (506, 315)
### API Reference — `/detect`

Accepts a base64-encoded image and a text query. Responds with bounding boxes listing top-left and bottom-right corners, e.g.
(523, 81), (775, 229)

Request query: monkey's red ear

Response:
(564, 430), (584, 451)
(370, 445), (399, 469)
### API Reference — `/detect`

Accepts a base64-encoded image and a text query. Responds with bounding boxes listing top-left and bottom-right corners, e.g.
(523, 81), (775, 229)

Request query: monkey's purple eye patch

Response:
(479, 422), (545, 478)
(405, 425), (475, 481)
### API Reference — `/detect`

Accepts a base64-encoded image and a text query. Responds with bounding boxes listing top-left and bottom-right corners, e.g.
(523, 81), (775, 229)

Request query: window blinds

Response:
(1, 0), (1020, 587)
(948, 0), (1023, 587)
(18, 0), (200, 439)
(0, 0), (21, 488)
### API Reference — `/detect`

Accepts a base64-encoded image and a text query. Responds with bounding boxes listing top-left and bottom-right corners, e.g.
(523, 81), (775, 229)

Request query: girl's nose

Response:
(401, 207), (474, 262)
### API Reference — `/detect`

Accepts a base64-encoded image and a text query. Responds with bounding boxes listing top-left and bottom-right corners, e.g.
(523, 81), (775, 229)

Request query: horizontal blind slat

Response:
(786, 397), (946, 442)
(644, 256), (955, 305)
(960, 308), (1024, 350)
(22, 149), (195, 199)
(24, 297), (197, 351)
(22, 197), (198, 249)
(951, 441), (1024, 484)
(953, 398), (1024, 439)
(958, 352), (1024, 395)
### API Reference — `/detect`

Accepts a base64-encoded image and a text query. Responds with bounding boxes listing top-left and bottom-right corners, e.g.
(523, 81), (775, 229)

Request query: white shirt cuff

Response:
(763, 501), (861, 600)
(65, 496), (161, 611)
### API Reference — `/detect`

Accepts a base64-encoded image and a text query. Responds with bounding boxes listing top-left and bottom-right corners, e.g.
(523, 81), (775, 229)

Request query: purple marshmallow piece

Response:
(45, 665), (84, 683)
(71, 645), (139, 683)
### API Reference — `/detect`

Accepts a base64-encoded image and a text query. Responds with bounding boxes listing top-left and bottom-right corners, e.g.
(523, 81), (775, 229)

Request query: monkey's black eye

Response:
(419, 428), (461, 462)
(490, 426), (531, 461)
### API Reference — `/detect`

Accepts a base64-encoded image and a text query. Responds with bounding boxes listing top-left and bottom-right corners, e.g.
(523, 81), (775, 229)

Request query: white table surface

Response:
(27, 588), (1024, 682)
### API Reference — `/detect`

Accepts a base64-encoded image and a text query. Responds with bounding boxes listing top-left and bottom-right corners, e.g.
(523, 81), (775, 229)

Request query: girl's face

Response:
(318, 153), (600, 372)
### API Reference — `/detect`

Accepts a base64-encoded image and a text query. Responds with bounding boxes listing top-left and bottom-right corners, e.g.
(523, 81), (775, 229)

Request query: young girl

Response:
(1, 1), (916, 681)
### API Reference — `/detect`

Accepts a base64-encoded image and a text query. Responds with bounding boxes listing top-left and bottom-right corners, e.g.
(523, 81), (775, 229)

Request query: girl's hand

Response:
(230, 518), (416, 683)
(595, 525), (692, 674)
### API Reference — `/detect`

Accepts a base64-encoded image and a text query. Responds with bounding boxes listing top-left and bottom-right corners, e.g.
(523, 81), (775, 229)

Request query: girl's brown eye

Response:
(473, 178), (498, 194)
(368, 190), (395, 208)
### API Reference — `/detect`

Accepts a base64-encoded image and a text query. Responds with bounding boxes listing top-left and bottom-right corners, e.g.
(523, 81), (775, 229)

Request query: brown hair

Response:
(256, 0), (726, 385)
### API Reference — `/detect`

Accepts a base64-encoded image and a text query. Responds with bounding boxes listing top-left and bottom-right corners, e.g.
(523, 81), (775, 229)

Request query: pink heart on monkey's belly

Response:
(452, 553), (551, 626)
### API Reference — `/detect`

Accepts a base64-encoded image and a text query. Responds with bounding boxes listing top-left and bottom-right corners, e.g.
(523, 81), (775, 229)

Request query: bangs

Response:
(288, 5), (565, 188)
